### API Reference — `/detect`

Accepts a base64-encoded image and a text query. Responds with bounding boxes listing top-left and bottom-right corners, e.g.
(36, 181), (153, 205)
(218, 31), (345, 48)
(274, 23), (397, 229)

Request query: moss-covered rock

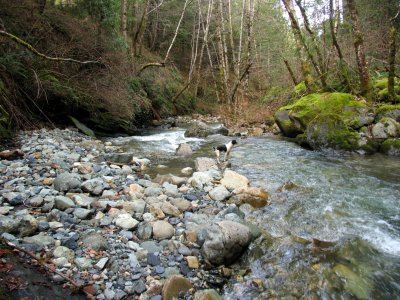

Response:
(373, 78), (400, 103)
(380, 139), (400, 156)
(371, 117), (400, 139)
(274, 110), (303, 138)
(305, 114), (361, 151)
(69, 116), (95, 137)
(375, 104), (400, 122)
(280, 93), (370, 130)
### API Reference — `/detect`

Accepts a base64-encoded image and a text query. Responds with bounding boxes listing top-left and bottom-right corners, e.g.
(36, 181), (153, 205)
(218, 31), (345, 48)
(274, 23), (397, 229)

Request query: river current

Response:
(119, 126), (400, 299)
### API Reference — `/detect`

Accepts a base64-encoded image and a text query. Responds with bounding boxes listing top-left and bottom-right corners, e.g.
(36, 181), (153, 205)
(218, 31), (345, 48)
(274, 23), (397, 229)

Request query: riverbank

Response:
(0, 127), (267, 299)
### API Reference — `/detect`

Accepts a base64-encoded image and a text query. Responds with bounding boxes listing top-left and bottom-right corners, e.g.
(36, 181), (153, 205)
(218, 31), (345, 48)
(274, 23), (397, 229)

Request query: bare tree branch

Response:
(0, 30), (103, 66)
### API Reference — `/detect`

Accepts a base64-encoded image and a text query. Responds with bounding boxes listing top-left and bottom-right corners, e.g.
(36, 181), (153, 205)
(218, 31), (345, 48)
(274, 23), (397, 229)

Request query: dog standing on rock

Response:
(213, 140), (237, 163)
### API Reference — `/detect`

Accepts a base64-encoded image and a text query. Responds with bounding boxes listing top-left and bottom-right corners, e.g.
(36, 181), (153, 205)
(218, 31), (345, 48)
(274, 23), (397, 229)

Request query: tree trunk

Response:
(283, 58), (298, 85)
(294, 0), (327, 89)
(388, 7), (400, 102)
(281, 0), (323, 90)
(346, 0), (370, 95)
(120, 0), (128, 42)
(38, 0), (46, 14)
(162, 0), (190, 64)
(133, 0), (151, 57)
(329, 0), (351, 91)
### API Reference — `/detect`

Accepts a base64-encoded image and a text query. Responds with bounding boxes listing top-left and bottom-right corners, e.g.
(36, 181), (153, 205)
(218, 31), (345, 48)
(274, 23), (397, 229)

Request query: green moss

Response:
(376, 103), (400, 114)
(262, 85), (291, 104)
(279, 92), (367, 131)
(293, 81), (307, 96)
(306, 114), (360, 151)
(380, 139), (400, 156)
(373, 78), (400, 102)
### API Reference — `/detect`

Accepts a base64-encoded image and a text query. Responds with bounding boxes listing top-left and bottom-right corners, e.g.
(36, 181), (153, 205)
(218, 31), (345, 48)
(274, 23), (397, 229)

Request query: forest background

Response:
(0, 0), (399, 138)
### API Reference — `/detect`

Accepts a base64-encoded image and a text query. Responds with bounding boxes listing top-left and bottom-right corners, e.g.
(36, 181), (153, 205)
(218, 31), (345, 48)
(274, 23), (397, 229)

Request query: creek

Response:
(120, 125), (400, 299)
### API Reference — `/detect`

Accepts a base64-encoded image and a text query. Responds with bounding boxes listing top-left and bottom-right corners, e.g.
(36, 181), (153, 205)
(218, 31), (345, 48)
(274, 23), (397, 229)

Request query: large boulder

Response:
(184, 121), (228, 138)
(380, 139), (400, 156)
(175, 143), (193, 156)
(199, 220), (253, 266)
(185, 121), (215, 137)
(195, 157), (217, 172)
(208, 185), (230, 201)
(220, 170), (249, 190)
(153, 174), (187, 187)
(275, 93), (372, 146)
(304, 114), (361, 151)
(274, 110), (303, 138)
(103, 153), (134, 164)
(371, 117), (400, 140)
(81, 178), (110, 195)
(15, 214), (38, 237)
(375, 104), (400, 122)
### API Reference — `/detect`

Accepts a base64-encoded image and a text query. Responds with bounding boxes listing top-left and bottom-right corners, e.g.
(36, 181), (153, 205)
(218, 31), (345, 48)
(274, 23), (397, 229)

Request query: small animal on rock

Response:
(213, 140), (237, 163)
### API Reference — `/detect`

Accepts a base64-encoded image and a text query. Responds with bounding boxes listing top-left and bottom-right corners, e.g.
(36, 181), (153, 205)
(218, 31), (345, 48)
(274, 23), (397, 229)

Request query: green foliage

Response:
(0, 53), (29, 80)
(376, 103), (400, 114)
(280, 93), (365, 118)
(293, 81), (307, 97)
(133, 67), (195, 117)
(262, 86), (290, 104)
(72, 0), (120, 30)
(372, 78), (400, 103)
(305, 113), (361, 151)
(380, 138), (400, 156)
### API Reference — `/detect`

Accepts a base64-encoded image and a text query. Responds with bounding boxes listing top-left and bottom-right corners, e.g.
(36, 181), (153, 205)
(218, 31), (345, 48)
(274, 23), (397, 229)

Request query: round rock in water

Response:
(200, 220), (253, 266)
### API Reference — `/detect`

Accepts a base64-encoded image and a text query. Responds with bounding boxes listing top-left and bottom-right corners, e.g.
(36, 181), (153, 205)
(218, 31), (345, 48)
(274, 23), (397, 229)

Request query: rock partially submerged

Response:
(275, 93), (400, 155)
(184, 121), (228, 138)
(199, 220), (253, 266)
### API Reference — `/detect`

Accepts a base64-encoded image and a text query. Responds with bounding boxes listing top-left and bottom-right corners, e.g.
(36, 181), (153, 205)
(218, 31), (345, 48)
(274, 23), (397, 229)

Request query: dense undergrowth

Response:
(0, 0), (196, 140)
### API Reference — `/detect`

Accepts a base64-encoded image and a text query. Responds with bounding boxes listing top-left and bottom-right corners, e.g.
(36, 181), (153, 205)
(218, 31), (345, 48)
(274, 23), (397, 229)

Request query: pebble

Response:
(0, 127), (257, 300)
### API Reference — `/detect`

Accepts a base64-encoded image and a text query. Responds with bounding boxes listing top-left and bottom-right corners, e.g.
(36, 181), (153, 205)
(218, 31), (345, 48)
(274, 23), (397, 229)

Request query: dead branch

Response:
(136, 0), (192, 76)
(0, 30), (104, 66)
(0, 150), (24, 160)
(229, 62), (252, 104)
(0, 237), (93, 299)
(136, 62), (165, 75)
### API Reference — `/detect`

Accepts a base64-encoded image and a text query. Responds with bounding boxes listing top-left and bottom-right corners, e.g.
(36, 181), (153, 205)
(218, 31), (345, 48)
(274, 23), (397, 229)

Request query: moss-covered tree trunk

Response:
(281, 0), (326, 90)
(346, 0), (370, 96)
(329, 0), (351, 92)
(388, 8), (399, 102)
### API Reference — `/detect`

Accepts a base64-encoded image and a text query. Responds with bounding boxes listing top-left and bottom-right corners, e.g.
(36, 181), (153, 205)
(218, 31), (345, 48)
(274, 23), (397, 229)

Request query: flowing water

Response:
(114, 126), (400, 300)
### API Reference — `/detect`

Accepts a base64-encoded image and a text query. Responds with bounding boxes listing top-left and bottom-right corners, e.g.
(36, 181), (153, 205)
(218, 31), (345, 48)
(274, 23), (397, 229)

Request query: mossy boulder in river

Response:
(276, 93), (372, 132)
(380, 138), (400, 156)
(275, 93), (377, 152)
(304, 114), (361, 151)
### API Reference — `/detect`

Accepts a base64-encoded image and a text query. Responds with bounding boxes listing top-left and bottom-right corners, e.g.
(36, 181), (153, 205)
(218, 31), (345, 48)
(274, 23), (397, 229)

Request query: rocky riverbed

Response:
(0, 127), (268, 300)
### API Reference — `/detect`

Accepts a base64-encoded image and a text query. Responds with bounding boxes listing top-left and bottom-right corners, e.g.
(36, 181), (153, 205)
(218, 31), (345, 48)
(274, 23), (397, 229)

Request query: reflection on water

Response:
(121, 128), (400, 299)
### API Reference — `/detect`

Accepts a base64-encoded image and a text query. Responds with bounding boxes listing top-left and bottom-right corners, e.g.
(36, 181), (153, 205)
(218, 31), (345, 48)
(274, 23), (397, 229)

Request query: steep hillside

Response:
(0, 0), (194, 140)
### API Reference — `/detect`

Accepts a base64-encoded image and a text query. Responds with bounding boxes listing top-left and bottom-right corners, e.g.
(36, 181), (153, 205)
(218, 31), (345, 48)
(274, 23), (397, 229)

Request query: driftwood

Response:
(0, 149), (24, 160)
(0, 237), (93, 298)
